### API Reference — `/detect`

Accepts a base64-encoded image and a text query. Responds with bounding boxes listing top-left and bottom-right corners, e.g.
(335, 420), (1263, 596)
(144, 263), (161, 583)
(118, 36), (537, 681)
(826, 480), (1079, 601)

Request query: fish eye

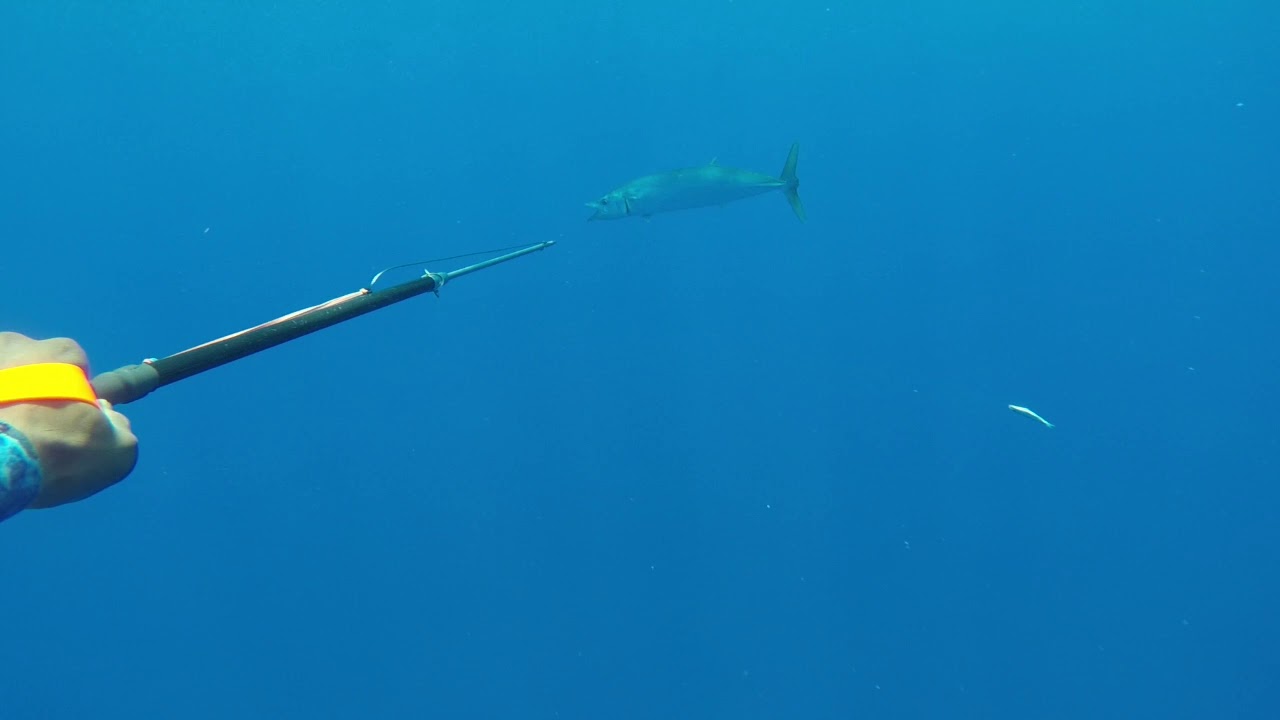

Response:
(600, 198), (609, 205)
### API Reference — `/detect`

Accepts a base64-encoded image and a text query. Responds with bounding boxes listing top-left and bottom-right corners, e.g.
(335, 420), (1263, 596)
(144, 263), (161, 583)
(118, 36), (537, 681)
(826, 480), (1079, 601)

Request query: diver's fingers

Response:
(97, 399), (137, 440)
(96, 399), (139, 482)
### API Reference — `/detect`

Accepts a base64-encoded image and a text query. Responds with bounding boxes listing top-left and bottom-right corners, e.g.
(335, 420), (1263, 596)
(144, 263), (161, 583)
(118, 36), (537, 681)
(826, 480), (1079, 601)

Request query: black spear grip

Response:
(91, 363), (162, 406)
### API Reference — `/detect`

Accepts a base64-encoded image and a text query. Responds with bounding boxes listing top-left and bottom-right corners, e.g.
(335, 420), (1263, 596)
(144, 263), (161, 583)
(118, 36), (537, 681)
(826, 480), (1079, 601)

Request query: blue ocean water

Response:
(3, 2), (1277, 718)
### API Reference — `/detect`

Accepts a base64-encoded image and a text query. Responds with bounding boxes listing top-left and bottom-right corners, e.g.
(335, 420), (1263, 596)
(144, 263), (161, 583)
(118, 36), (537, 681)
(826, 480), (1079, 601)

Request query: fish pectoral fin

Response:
(623, 194), (647, 217)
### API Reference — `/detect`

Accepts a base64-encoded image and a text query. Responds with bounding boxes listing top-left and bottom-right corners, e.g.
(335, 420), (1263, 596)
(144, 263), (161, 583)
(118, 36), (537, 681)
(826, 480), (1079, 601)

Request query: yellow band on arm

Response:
(0, 363), (99, 405)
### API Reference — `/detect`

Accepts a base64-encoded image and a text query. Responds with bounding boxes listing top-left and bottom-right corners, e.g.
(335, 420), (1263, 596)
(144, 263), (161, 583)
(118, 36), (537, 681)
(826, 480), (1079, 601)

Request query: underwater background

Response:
(3, 1), (1278, 718)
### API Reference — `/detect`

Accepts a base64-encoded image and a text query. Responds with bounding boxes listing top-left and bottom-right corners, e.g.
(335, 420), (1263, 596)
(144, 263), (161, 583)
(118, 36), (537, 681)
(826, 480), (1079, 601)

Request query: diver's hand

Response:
(0, 332), (138, 508)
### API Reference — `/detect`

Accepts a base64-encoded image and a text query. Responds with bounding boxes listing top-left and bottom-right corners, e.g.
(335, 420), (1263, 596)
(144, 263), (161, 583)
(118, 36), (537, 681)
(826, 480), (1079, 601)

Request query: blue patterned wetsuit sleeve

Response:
(0, 421), (43, 523)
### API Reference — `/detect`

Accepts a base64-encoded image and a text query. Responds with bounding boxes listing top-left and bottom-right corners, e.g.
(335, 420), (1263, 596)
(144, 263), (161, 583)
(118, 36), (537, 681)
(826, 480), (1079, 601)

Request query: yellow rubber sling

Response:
(0, 363), (99, 405)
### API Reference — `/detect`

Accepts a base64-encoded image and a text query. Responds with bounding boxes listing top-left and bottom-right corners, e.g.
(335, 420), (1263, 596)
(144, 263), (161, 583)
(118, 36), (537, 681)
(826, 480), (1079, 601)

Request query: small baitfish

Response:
(1008, 404), (1054, 428)
(587, 143), (806, 223)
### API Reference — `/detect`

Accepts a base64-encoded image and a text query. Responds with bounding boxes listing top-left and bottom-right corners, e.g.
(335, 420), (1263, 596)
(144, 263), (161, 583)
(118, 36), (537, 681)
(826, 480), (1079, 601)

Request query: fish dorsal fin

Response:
(708, 156), (717, 166)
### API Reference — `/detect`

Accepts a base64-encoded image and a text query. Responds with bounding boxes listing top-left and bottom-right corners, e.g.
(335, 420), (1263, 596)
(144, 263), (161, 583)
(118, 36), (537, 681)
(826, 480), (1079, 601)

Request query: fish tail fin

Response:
(779, 142), (806, 222)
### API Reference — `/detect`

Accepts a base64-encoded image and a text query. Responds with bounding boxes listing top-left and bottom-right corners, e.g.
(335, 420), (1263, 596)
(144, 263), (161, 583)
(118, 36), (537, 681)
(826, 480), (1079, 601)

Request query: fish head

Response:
(586, 190), (633, 221)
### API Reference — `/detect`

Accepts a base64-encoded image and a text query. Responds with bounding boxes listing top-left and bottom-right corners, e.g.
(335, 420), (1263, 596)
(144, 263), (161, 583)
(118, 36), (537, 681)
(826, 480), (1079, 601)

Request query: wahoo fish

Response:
(587, 143), (806, 222)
